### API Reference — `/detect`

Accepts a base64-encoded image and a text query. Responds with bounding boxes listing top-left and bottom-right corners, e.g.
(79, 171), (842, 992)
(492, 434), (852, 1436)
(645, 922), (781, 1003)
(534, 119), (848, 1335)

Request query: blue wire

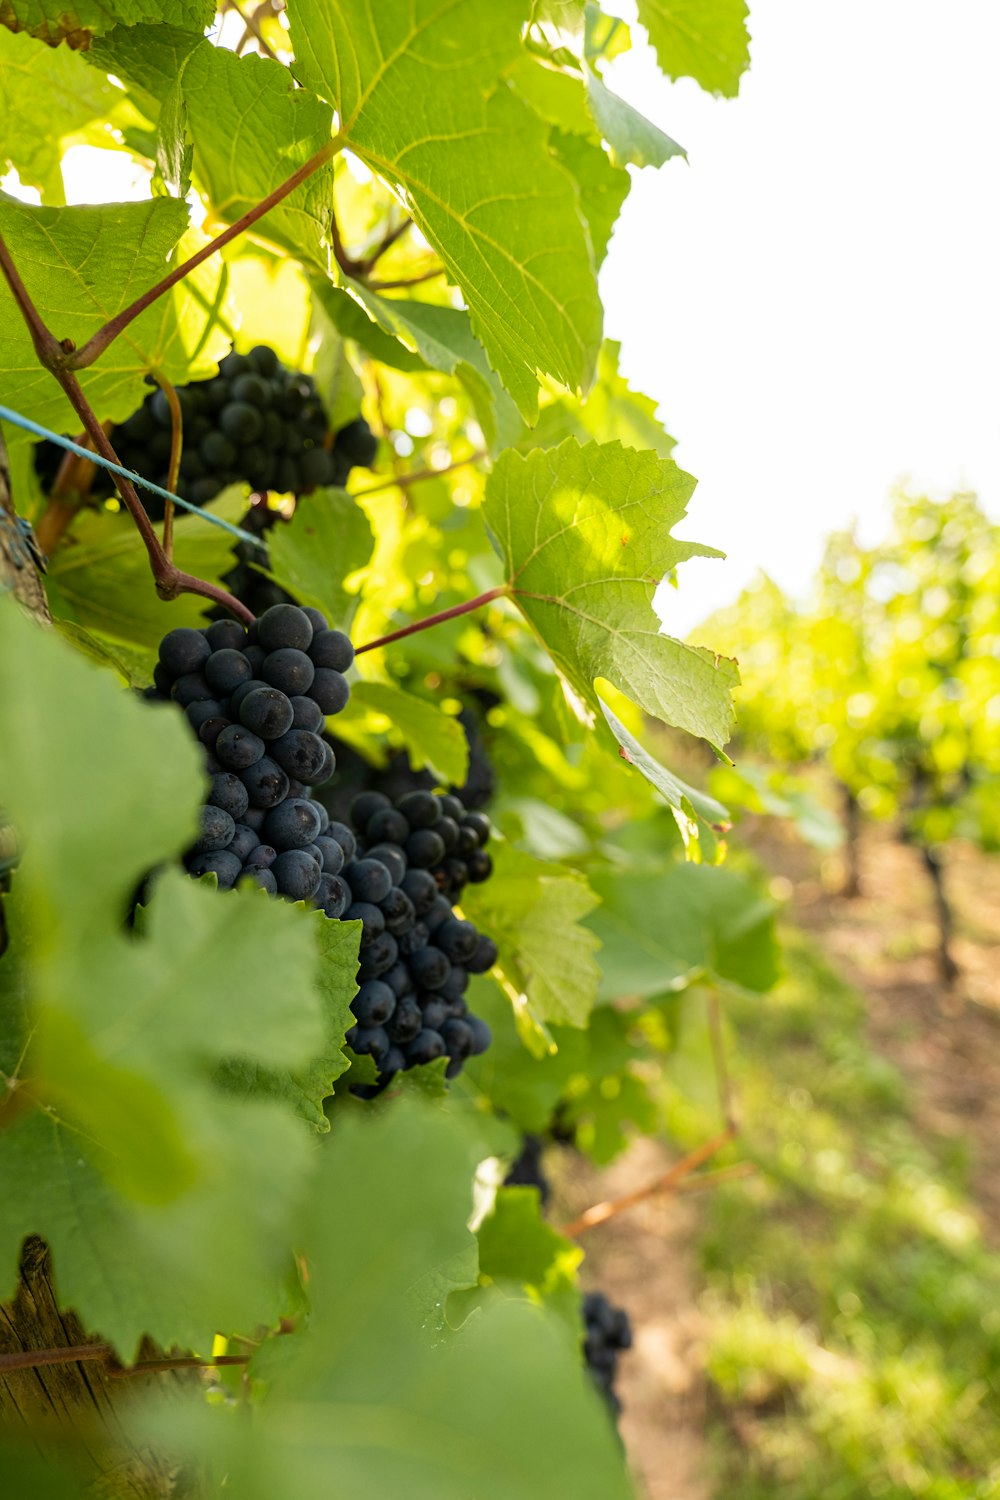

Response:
(0, 403), (260, 546)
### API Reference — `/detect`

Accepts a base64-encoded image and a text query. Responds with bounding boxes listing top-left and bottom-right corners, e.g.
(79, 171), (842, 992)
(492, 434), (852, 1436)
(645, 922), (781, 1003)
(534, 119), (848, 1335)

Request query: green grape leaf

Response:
(0, 28), (118, 200)
(550, 128), (629, 268)
(529, 340), (677, 456)
(585, 69), (686, 168)
(0, 198), (232, 441)
(460, 844), (601, 1039)
(326, 281), (520, 454)
(585, 2), (632, 63)
(265, 488), (374, 632)
(483, 437), (737, 750)
(600, 698), (729, 860)
(0, 0), (213, 47)
(0, 604), (329, 1355)
(504, 53), (595, 137)
(636, 0), (751, 98)
(309, 291), (365, 430)
(44, 498), (243, 649)
(464, 979), (589, 1134)
(182, 46), (333, 270)
(137, 1097), (633, 1500)
(288, 0), (603, 418)
(477, 1186), (583, 1327)
(52, 618), (156, 687)
(86, 33), (334, 268)
(217, 912), (361, 1130)
(586, 862), (779, 1001)
(336, 681), (470, 786)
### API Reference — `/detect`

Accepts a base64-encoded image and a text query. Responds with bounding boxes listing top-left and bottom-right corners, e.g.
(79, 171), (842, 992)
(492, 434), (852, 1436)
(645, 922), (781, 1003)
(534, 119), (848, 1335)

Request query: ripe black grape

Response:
(149, 601), (497, 1093)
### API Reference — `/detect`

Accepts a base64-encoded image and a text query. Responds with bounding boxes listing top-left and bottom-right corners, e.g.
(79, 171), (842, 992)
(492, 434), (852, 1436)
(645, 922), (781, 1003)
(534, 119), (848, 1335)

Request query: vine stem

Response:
(66, 141), (339, 371)
(151, 372), (183, 562)
(354, 585), (509, 656)
(356, 215), (413, 274)
(0, 241), (254, 622)
(226, 0), (280, 62)
(366, 264), (446, 292)
(351, 449), (487, 499)
(559, 1127), (737, 1238)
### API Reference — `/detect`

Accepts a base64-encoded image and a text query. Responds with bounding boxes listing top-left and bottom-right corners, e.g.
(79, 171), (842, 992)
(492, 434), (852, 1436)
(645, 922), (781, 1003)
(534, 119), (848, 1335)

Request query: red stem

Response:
(66, 142), (338, 371)
(354, 586), (509, 655)
(0, 231), (254, 624)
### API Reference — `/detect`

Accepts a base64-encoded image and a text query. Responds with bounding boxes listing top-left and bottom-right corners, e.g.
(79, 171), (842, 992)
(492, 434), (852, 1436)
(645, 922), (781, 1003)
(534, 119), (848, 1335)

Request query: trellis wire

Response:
(0, 404), (259, 545)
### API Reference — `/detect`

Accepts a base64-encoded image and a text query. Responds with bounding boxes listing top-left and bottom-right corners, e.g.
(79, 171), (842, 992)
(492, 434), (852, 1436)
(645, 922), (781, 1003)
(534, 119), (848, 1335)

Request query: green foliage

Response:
(484, 437), (737, 750)
(0, 196), (230, 441)
(290, 0), (603, 417)
(137, 1098), (634, 1500)
(461, 843), (602, 1045)
(701, 490), (1000, 850)
(637, 0), (751, 97)
(0, 2), (775, 1489)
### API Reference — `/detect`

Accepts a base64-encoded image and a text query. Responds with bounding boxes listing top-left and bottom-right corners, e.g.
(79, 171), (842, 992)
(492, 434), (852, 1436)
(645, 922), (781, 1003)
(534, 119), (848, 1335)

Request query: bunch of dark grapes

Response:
(147, 602), (495, 1086)
(320, 702), (495, 823)
(345, 786), (496, 1080)
(503, 1134), (551, 1208)
(34, 347), (378, 517)
(582, 1292), (633, 1416)
(111, 349), (378, 516)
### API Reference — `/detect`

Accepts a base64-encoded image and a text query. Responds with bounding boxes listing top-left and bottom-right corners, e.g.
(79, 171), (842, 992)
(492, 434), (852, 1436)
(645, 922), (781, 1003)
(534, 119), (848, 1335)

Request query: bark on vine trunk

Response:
(0, 430), (50, 625)
(919, 842), (959, 987)
(840, 783), (862, 898)
(0, 1239), (198, 1497)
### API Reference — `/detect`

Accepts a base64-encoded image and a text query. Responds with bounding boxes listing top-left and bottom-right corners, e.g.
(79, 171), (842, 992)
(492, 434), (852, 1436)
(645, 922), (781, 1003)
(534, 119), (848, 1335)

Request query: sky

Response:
(603, 1), (1000, 633)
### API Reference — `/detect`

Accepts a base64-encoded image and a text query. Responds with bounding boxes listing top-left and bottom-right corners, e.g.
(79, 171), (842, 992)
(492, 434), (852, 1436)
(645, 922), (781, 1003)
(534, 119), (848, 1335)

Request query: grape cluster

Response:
(148, 603), (352, 894)
(320, 700), (496, 823)
(112, 349), (378, 517)
(148, 601), (495, 1086)
(35, 347), (379, 516)
(345, 786), (496, 1080)
(503, 1134), (551, 1208)
(582, 1292), (633, 1416)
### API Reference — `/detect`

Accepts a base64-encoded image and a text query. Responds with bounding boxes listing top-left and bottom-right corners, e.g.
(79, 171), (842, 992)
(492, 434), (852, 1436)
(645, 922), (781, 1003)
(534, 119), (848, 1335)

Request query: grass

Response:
(682, 926), (1000, 1499)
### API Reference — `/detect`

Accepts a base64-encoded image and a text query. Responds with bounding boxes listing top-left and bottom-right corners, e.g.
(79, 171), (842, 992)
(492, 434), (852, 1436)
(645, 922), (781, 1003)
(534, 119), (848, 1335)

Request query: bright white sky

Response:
(604, 0), (1000, 633)
(11, 2), (998, 641)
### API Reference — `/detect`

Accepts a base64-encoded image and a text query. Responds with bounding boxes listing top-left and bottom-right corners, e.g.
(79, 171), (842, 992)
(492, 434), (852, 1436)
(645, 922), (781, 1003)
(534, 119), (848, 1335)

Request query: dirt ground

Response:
(563, 816), (1000, 1498)
(749, 818), (1000, 1242)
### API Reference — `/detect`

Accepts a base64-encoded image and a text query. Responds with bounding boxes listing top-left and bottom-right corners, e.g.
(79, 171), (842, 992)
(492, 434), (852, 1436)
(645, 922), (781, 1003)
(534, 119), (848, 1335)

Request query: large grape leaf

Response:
(636, 0), (751, 98)
(460, 843), (601, 1045)
(136, 1098), (634, 1500)
(585, 69), (686, 167)
(0, 28), (118, 200)
(0, 603), (335, 1356)
(0, 0), (213, 47)
(0, 198), (232, 441)
(287, 0), (603, 418)
(265, 488), (374, 631)
(85, 33), (334, 270)
(482, 437), (737, 750)
(335, 681), (470, 787)
(586, 861), (779, 1001)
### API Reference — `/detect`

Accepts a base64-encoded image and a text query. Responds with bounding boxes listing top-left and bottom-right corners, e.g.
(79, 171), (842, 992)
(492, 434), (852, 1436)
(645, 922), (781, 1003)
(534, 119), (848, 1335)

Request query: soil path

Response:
(748, 818), (1000, 1240)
